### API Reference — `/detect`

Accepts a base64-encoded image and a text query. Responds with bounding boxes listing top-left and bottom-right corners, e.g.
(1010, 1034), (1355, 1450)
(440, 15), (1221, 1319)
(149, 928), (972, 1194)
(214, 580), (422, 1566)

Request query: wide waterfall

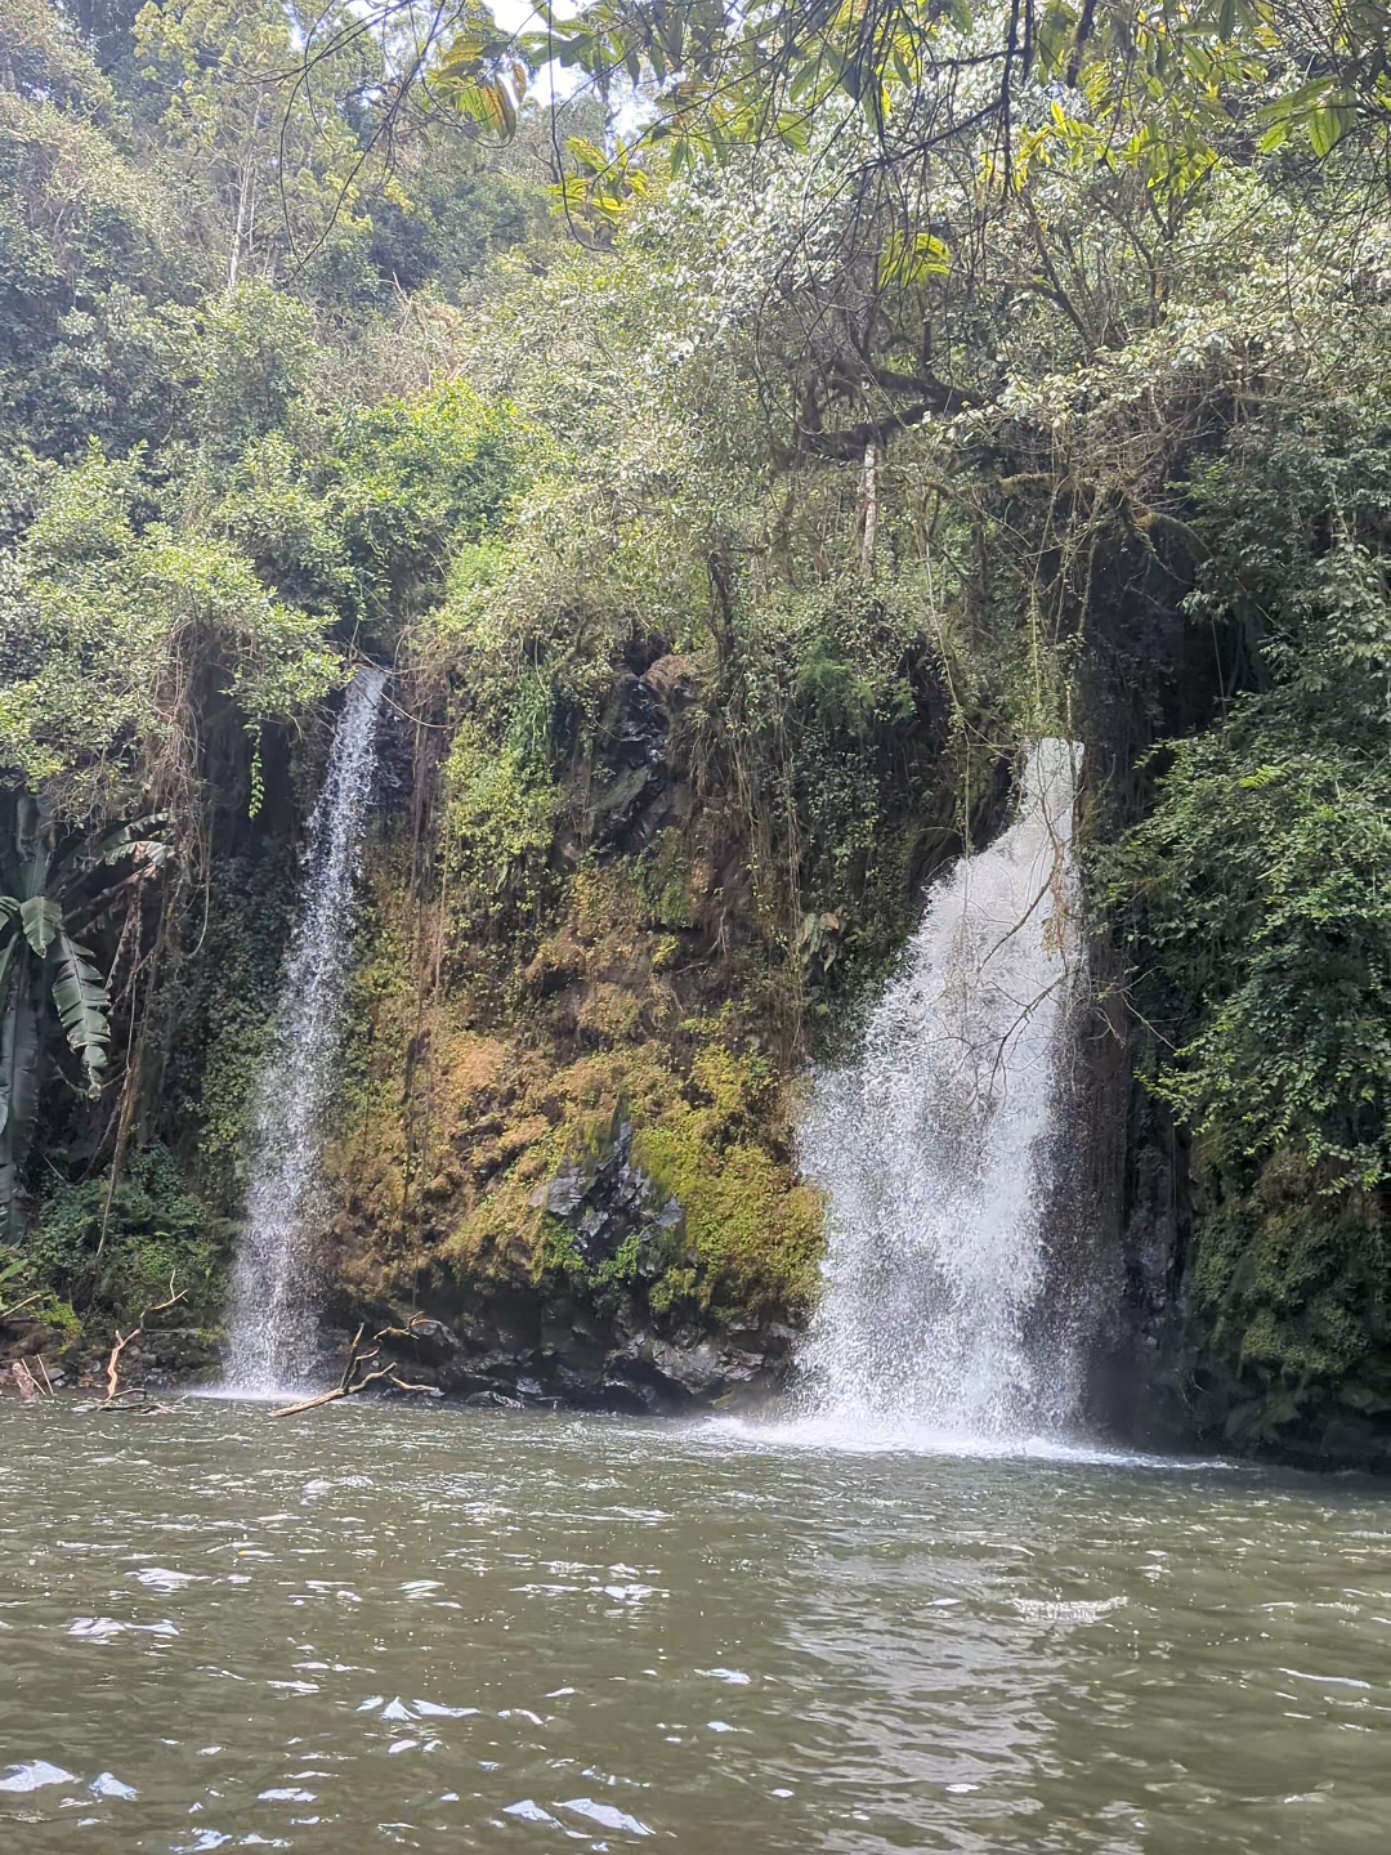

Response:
(224, 666), (387, 1393)
(797, 737), (1088, 1444)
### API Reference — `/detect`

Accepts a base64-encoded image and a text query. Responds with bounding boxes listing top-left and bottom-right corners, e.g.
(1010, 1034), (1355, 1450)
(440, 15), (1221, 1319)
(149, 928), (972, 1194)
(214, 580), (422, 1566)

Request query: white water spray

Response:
(224, 667), (386, 1393)
(796, 738), (1087, 1444)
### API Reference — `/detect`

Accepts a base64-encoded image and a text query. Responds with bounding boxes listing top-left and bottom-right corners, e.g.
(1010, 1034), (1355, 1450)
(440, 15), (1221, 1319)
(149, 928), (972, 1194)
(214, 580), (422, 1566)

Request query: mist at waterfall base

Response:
(776, 738), (1094, 1454)
(223, 666), (386, 1396)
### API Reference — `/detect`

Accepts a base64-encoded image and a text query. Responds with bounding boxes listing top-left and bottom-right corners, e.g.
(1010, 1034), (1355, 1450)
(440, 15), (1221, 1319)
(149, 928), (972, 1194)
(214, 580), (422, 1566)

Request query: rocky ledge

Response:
(365, 1301), (797, 1415)
(350, 1114), (802, 1414)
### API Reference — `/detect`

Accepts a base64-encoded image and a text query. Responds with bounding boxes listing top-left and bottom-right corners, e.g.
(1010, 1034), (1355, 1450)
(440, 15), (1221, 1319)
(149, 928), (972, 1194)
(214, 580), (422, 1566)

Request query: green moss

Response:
(162, 844), (297, 1208)
(631, 1080), (822, 1320)
(533, 1215), (585, 1285)
(27, 1291), (82, 1341)
(638, 831), (700, 931)
(329, 774), (827, 1334)
(649, 1265), (699, 1316)
(595, 1230), (642, 1289)
(444, 698), (562, 939)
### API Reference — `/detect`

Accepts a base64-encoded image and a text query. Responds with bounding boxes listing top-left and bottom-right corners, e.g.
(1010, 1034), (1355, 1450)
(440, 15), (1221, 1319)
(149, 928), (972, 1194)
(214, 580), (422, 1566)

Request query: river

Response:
(1, 1400), (1388, 1853)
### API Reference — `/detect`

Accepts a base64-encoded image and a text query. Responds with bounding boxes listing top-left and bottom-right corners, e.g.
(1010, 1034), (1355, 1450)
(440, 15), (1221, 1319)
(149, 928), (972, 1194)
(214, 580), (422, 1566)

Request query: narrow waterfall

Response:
(797, 738), (1087, 1442)
(224, 667), (386, 1393)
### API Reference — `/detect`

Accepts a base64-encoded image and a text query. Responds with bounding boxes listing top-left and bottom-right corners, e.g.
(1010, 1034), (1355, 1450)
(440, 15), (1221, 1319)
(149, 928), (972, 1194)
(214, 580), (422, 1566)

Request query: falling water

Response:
(796, 738), (1088, 1443)
(224, 667), (386, 1393)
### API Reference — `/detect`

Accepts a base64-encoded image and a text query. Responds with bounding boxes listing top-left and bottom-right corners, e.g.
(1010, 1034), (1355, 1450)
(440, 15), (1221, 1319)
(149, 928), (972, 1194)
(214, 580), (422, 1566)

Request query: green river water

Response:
(1, 1399), (1388, 1852)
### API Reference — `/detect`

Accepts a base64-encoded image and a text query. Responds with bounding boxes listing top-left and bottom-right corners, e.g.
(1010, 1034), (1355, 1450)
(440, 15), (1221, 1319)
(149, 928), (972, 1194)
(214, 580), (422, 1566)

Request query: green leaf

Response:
(788, 59), (826, 106)
(1309, 102), (1358, 158)
(19, 896), (60, 958)
(49, 931), (111, 1093)
(0, 960), (41, 1239)
(879, 229), (953, 286)
(566, 135), (609, 174)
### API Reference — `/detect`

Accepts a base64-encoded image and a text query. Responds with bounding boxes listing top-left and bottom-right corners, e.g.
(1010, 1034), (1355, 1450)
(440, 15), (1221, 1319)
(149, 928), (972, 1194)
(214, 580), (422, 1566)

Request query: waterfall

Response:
(796, 738), (1087, 1443)
(224, 667), (386, 1393)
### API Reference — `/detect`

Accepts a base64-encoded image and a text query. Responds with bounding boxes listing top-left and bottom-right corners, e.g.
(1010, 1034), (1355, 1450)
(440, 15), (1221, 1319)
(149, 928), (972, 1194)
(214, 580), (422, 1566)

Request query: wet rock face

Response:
(585, 663), (692, 857)
(1100, 1070), (1391, 1472)
(379, 1303), (796, 1417)
(370, 1122), (799, 1416)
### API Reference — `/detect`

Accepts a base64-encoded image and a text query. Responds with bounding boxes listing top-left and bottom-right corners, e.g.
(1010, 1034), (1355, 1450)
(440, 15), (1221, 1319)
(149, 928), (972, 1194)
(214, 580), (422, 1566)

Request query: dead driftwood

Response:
(11, 1356), (53, 1401)
(273, 1318), (441, 1417)
(88, 1276), (188, 1414)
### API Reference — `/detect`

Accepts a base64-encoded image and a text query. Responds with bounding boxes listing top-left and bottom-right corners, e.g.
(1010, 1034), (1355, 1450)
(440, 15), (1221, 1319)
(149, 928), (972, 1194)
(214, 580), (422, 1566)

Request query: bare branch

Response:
(101, 1276), (187, 1406)
(273, 1317), (441, 1416)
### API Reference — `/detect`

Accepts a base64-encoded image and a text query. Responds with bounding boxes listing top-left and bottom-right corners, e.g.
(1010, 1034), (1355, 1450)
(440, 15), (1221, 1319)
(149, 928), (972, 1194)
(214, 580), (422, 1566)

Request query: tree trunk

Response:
(0, 960), (43, 1240)
(860, 440), (879, 580)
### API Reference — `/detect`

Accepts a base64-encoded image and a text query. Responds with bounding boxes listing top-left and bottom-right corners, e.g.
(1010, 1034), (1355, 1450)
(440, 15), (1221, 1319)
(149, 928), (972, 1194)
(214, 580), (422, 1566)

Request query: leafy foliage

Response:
(1104, 388), (1391, 1415)
(1110, 396), (1391, 1194)
(25, 1145), (223, 1329)
(0, 797), (167, 1237)
(0, 443), (345, 817)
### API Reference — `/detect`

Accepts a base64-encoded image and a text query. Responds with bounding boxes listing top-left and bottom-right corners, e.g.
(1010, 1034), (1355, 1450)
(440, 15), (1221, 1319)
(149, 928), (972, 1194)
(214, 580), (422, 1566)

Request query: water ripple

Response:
(1, 1400), (1389, 1853)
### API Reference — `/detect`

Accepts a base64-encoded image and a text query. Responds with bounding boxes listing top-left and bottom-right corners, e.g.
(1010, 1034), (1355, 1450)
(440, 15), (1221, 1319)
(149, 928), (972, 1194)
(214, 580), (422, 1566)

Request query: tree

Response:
(131, 0), (384, 298)
(0, 798), (166, 1237)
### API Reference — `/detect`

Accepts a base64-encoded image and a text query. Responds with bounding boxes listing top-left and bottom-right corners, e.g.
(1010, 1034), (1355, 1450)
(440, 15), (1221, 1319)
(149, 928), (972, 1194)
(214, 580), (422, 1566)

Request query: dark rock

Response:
(372, 1282), (796, 1418)
(545, 1164), (587, 1220)
(0, 1318), (67, 1365)
(399, 1318), (463, 1366)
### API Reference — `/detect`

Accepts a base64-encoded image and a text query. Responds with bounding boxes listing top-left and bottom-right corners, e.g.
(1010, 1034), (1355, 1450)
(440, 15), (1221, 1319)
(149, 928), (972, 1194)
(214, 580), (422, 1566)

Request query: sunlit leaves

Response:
(1257, 77), (1363, 156)
(0, 444), (345, 817)
(878, 228), (951, 286)
(455, 0), (1391, 233)
(435, 21), (530, 139)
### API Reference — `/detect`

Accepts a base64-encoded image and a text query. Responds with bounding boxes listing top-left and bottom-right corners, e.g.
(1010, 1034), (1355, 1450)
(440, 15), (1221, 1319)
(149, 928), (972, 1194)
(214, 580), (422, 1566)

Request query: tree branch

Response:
(102, 1276), (186, 1405)
(272, 1317), (441, 1416)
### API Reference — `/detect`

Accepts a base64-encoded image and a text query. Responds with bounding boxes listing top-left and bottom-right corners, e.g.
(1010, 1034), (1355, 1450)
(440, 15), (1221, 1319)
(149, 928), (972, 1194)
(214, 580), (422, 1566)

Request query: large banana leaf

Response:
(0, 931), (17, 1055)
(19, 895), (60, 957)
(0, 801), (165, 1234)
(58, 818), (171, 934)
(51, 812), (169, 886)
(49, 931), (111, 1092)
(0, 924), (13, 1142)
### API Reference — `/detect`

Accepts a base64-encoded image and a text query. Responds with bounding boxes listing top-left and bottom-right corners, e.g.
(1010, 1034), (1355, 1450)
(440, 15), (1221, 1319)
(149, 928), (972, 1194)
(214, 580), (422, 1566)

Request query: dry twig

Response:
(100, 1276), (187, 1407)
(11, 1358), (45, 1401)
(273, 1317), (440, 1417)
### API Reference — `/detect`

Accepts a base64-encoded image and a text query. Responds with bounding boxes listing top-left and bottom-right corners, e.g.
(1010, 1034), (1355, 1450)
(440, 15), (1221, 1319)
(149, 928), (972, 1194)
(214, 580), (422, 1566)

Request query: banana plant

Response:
(0, 796), (167, 1240)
